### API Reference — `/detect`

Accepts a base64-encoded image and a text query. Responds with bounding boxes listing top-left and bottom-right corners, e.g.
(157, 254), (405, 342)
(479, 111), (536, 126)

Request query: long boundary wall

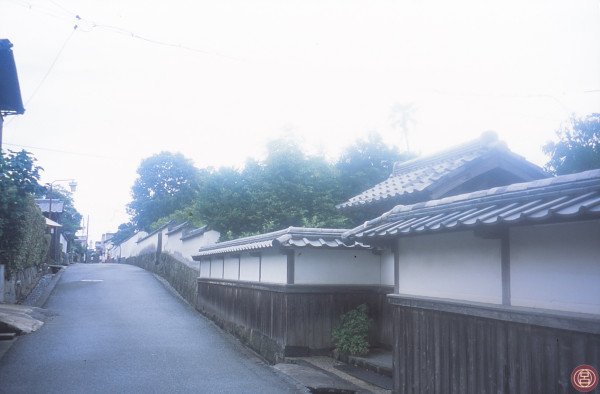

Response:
(123, 253), (200, 309)
(197, 278), (394, 363)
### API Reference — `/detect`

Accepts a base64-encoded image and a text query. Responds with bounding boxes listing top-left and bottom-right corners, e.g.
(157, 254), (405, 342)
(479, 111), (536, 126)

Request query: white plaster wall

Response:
(119, 237), (134, 259)
(210, 257), (224, 279)
(180, 230), (221, 262)
(510, 220), (600, 315)
(203, 230), (221, 246)
(163, 230), (183, 256)
(135, 233), (158, 255)
(260, 250), (287, 284)
(120, 232), (146, 258)
(240, 254), (260, 281)
(223, 256), (239, 280)
(397, 231), (502, 304)
(199, 260), (211, 278)
(380, 248), (394, 286)
(294, 249), (381, 285)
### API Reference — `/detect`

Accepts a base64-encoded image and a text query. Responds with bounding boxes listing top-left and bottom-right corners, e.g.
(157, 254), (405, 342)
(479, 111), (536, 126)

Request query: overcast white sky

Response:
(1, 0), (599, 245)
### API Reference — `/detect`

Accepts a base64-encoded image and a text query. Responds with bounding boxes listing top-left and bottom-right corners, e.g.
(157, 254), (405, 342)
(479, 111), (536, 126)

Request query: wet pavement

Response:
(0, 264), (301, 393)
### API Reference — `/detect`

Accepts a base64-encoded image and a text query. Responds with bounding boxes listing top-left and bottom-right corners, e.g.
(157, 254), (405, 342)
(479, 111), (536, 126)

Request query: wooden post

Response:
(392, 242), (400, 294)
(286, 250), (295, 285)
(501, 231), (511, 306)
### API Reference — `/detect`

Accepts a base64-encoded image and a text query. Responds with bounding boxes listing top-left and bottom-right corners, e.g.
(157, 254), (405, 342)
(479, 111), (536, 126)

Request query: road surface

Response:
(0, 263), (300, 393)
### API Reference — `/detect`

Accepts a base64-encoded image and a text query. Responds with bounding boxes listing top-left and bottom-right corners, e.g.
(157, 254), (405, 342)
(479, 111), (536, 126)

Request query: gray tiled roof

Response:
(136, 220), (176, 243)
(180, 225), (210, 241)
(192, 227), (371, 259)
(336, 132), (546, 210)
(343, 169), (600, 240)
(166, 221), (194, 235)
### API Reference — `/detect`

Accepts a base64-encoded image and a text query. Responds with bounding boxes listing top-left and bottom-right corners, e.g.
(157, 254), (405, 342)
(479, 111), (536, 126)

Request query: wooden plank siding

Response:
(197, 278), (394, 363)
(389, 295), (600, 394)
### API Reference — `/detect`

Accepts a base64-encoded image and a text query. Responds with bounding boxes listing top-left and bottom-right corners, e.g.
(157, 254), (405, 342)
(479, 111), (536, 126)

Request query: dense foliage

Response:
(120, 134), (411, 241)
(332, 304), (372, 356)
(128, 152), (200, 231)
(110, 222), (137, 245)
(0, 150), (49, 278)
(543, 113), (600, 175)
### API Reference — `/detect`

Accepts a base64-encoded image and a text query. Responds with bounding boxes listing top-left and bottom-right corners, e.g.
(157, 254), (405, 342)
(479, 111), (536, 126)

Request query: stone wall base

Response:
(2, 266), (42, 304)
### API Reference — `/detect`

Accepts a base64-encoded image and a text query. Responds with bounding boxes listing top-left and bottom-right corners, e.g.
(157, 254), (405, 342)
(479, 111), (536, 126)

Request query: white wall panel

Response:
(510, 220), (600, 314)
(240, 255), (260, 281)
(295, 249), (381, 285)
(397, 231), (502, 304)
(223, 256), (239, 280)
(260, 251), (286, 284)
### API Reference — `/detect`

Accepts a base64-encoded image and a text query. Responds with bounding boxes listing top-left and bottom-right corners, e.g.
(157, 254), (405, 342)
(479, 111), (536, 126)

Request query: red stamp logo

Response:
(572, 365), (598, 392)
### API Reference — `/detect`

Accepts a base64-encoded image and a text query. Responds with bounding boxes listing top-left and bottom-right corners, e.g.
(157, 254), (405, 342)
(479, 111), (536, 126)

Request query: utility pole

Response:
(85, 215), (90, 263)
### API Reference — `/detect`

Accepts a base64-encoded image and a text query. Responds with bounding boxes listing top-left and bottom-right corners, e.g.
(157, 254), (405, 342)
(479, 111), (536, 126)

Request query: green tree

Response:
(336, 132), (414, 201)
(194, 139), (351, 239)
(195, 166), (255, 238)
(0, 150), (49, 278)
(111, 222), (136, 245)
(543, 113), (600, 175)
(128, 152), (200, 231)
(127, 135), (414, 240)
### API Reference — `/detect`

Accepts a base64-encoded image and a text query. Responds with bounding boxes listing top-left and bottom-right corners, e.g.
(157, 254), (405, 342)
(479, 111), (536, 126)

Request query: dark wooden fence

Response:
(197, 279), (394, 363)
(389, 295), (600, 394)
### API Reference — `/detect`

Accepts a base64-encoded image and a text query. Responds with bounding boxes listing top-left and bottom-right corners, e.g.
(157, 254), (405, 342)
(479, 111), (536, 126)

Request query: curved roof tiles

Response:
(192, 227), (372, 259)
(343, 169), (600, 240)
(337, 132), (547, 210)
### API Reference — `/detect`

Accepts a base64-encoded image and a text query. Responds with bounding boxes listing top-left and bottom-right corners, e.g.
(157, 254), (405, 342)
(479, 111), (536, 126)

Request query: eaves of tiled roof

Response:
(192, 227), (372, 259)
(166, 221), (194, 235)
(36, 199), (65, 213)
(180, 225), (210, 240)
(136, 220), (177, 243)
(336, 132), (547, 210)
(343, 169), (600, 241)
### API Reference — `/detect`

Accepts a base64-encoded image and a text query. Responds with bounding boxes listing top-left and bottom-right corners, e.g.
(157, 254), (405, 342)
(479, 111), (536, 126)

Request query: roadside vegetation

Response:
(118, 133), (414, 241)
(0, 150), (48, 278)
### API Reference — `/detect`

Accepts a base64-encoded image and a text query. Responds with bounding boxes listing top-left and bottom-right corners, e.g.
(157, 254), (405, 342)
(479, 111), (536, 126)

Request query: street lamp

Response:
(46, 179), (77, 264)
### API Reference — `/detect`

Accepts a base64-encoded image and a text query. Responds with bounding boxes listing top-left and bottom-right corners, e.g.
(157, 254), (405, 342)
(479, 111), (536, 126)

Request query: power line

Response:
(3, 24), (77, 126)
(8, 0), (235, 59)
(5, 0), (74, 22)
(2, 142), (133, 161)
(24, 26), (77, 107)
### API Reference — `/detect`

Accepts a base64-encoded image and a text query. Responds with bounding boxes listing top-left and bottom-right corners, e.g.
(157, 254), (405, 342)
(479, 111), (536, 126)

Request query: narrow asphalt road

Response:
(0, 263), (301, 393)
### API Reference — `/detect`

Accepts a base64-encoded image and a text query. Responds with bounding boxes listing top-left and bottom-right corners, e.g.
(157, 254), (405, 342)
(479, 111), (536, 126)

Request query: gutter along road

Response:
(0, 264), (300, 393)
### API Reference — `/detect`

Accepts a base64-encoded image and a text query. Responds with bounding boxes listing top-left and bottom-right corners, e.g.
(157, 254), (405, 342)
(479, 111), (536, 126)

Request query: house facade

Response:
(344, 169), (600, 393)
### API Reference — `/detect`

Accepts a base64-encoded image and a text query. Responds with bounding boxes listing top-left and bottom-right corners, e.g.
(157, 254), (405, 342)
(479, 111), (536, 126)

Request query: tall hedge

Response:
(0, 194), (49, 278)
(0, 150), (49, 279)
